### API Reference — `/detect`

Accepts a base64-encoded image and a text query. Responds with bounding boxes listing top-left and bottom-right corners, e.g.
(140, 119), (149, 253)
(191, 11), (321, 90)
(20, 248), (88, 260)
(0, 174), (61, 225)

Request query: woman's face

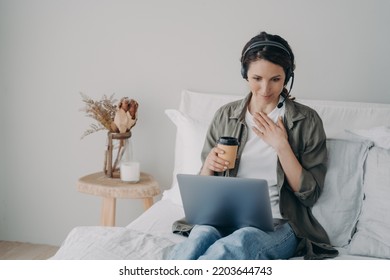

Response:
(247, 59), (285, 106)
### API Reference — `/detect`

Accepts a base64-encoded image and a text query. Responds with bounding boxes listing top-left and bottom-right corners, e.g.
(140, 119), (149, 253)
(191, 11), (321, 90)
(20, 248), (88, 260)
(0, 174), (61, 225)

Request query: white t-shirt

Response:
(236, 103), (285, 219)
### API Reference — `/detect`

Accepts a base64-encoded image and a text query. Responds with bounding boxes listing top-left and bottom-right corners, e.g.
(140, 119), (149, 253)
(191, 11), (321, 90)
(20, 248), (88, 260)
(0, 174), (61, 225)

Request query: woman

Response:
(168, 31), (338, 260)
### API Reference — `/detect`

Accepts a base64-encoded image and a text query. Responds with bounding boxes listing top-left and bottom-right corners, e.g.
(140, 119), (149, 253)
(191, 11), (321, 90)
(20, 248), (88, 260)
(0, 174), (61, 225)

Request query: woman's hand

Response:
(252, 112), (288, 152)
(200, 147), (229, 175)
(252, 112), (303, 192)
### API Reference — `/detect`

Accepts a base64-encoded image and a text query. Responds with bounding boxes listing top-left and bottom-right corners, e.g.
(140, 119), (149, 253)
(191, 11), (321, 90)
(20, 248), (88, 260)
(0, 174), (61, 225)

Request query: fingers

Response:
(253, 112), (271, 135)
(204, 147), (229, 172)
(252, 113), (287, 142)
(253, 112), (271, 127)
(254, 112), (285, 130)
(252, 125), (264, 137)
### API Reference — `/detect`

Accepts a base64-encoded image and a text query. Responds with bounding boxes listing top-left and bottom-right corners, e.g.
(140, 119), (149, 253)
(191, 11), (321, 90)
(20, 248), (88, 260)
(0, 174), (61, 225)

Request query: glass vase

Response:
(104, 131), (132, 178)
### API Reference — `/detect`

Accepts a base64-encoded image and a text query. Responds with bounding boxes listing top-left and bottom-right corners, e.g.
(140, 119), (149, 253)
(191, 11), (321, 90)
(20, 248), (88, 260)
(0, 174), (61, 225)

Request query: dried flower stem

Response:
(79, 92), (118, 139)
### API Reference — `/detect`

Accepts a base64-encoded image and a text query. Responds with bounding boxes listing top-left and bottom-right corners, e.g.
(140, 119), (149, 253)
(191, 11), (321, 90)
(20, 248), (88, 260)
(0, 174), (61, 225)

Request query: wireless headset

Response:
(241, 40), (295, 108)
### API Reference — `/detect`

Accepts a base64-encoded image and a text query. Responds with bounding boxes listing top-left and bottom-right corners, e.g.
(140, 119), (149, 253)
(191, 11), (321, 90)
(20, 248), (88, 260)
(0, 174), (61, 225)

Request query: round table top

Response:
(77, 171), (160, 199)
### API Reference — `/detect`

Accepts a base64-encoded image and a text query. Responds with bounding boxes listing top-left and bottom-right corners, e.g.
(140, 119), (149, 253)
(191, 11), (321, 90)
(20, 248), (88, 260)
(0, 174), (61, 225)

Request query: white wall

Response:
(1, 0), (389, 246)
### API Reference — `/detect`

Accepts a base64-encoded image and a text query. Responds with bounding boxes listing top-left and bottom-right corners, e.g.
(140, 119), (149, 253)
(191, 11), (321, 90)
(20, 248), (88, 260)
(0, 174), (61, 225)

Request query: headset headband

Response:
(242, 41), (292, 60)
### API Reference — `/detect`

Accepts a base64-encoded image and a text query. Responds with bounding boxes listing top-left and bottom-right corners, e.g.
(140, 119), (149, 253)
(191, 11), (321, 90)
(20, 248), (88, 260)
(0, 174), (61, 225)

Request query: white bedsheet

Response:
(126, 199), (186, 244)
(51, 200), (186, 260)
(51, 198), (379, 260)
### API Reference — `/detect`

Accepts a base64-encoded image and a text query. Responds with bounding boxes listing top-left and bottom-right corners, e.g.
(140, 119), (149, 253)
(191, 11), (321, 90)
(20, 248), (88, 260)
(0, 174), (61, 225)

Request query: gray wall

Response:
(1, 0), (389, 245)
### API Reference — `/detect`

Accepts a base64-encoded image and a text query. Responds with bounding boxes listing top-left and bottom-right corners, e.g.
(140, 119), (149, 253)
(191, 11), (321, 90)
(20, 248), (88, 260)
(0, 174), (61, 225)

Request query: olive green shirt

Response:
(201, 93), (338, 259)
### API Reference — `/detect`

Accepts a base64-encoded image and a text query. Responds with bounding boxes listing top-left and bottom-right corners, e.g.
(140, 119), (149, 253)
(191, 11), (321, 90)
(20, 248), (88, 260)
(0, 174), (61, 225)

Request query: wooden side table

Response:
(77, 171), (160, 226)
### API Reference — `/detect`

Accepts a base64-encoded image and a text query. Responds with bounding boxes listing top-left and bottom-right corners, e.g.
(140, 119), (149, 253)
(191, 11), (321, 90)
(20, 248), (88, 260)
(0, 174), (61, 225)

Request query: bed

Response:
(52, 89), (390, 260)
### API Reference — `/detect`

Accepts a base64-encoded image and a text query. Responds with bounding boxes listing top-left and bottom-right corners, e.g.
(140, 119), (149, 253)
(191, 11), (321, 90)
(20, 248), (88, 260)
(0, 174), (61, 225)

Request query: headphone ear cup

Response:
(241, 65), (247, 79)
(284, 68), (292, 85)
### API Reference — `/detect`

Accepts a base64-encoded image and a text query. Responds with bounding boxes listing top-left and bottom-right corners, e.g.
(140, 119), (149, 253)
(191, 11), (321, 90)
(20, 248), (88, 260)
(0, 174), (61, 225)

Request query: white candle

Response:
(120, 161), (140, 182)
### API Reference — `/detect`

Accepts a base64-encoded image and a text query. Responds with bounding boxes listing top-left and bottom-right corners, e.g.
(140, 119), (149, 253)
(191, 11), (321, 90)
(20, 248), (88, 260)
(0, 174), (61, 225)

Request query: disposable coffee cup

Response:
(217, 136), (239, 169)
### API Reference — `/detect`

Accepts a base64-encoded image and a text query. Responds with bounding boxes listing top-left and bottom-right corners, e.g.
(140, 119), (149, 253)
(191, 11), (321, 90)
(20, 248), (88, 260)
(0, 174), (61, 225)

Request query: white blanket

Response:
(51, 199), (186, 260)
(51, 226), (175, 260)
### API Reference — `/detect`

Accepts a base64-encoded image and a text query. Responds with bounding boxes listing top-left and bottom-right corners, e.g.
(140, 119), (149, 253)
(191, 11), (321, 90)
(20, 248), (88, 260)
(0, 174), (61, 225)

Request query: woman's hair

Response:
(240, 31), (295, 86)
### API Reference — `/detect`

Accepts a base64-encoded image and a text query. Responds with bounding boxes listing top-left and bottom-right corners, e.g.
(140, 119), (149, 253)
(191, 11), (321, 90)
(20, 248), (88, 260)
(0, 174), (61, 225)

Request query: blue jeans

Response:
(167, 223), (298, 260)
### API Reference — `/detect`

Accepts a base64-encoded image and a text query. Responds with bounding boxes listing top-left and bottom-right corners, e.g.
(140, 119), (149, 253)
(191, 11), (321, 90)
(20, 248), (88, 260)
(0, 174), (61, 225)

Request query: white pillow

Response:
(348, 147), (390, 259)
(312, 138), (373, 247)
(345, 126), (390, 149)
(179, 89), (242, 122)
(162, 109), (209, 206)
(297, 99), (390, 138)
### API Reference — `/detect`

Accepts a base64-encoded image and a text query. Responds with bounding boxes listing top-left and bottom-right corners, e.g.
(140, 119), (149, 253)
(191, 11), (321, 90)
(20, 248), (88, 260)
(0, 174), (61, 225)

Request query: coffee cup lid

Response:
(218, 136), (239, 146)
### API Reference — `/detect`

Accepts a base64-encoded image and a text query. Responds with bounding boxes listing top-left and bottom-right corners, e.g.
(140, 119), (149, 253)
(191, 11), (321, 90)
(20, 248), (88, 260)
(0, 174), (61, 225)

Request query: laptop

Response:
(177, 174), (274, 232)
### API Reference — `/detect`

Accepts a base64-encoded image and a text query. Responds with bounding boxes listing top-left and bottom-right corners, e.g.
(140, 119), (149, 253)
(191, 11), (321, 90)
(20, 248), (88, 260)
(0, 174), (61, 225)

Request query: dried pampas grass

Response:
(79, 92), (118, 139)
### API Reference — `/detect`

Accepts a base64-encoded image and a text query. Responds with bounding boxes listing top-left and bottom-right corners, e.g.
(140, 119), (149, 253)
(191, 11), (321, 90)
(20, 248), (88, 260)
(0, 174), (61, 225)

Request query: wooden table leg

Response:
(143, 197), (154, 210)
(101, 197), (116, 226)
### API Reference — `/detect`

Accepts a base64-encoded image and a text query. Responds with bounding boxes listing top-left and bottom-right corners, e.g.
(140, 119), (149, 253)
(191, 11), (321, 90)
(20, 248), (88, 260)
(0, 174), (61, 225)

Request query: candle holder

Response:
(120, 161), (140, 182)
(104, 131), (132, 178)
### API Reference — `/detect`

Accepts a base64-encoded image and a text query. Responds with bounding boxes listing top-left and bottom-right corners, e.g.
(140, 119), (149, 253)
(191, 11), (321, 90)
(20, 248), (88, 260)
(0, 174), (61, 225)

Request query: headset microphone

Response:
(277, 72), (294, 108)
(277, 95), (287, 109)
